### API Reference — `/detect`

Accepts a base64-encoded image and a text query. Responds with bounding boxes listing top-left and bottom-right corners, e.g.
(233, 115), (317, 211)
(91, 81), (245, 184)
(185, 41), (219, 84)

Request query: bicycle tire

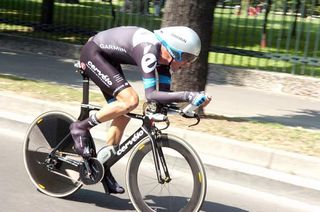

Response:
(23, 111), (82, 197)
(126, 134), (207, 212)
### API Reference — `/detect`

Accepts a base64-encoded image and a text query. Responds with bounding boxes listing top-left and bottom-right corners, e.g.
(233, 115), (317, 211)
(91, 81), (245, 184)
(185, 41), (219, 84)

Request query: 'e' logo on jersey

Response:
(141, 53), (157, 73)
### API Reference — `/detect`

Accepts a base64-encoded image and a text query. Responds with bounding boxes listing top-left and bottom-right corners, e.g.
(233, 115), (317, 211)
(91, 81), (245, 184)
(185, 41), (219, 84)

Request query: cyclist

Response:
(70, 26), (212, 194)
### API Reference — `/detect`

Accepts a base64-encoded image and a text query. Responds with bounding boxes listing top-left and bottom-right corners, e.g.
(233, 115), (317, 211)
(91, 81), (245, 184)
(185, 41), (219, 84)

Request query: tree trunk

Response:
(261, 0), (272, 48)
(40, 0), (54, 25)
(161, 0), (217, 94)
(292, 0), (301, 37)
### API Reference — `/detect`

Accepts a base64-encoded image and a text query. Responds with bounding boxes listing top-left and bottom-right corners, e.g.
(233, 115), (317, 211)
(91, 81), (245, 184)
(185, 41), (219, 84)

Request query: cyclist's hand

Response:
(201, 95), (212, 108)
(188, 92), (212, 108)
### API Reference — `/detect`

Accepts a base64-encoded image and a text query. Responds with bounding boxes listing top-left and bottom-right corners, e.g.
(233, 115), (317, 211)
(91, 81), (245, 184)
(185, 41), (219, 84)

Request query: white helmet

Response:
(154, 26), (201, 63)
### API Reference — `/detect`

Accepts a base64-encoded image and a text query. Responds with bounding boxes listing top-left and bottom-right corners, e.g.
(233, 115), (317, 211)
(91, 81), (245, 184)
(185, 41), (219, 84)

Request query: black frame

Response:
(50, 70), (171, 184)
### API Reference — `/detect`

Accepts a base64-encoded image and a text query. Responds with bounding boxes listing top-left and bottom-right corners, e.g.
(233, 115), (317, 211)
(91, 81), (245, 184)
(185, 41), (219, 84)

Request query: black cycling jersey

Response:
(80, 26), (188, 103)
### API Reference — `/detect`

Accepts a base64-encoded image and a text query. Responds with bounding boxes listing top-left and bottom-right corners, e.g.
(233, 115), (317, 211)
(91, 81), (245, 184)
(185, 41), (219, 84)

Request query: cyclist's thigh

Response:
(80, 41), (131, 98)
(100, 62), (127, 103)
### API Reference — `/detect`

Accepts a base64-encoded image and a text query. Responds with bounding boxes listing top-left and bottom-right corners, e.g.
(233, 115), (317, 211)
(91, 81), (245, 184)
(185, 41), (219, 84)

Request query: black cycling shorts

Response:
(80, 41), (131, 103)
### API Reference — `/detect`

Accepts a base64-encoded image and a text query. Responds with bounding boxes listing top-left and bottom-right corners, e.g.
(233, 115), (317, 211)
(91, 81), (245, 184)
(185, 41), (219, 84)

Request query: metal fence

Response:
(0, 0), (320, 76)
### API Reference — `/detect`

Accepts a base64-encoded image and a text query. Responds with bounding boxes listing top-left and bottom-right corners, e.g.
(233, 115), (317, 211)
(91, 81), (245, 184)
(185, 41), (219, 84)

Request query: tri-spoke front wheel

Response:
(126, 134), (207, 212)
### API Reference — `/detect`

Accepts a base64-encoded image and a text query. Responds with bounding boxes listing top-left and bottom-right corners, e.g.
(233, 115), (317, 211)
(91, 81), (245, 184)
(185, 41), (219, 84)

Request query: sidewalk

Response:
(1, 92), (320, 206)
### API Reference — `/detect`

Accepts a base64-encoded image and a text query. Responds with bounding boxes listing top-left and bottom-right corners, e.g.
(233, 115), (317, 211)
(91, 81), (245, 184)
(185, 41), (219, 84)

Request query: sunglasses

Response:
(157, 34), (198, 63)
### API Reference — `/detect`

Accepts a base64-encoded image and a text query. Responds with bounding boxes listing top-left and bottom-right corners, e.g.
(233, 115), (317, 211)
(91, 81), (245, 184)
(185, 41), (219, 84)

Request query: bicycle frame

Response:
(50, 70), (171, 184)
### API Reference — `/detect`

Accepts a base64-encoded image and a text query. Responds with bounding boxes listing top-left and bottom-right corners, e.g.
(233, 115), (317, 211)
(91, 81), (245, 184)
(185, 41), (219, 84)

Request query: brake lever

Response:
(188, 114), (200, 127)
(181, 113), (201, 127)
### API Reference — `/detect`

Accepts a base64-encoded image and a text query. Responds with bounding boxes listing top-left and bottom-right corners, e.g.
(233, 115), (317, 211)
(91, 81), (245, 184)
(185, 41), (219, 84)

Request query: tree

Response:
(40, 0), (54, 25)
(161, 0), (217, 111)
(261, 0), (272, 48)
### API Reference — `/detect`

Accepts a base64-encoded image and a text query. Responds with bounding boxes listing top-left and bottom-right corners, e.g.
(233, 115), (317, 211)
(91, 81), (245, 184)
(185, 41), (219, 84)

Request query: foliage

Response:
(0, 0), (319, 76)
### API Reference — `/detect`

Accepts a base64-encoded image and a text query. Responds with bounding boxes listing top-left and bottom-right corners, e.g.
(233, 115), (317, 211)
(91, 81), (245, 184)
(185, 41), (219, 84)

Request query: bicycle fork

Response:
(150, 134), (171, 184)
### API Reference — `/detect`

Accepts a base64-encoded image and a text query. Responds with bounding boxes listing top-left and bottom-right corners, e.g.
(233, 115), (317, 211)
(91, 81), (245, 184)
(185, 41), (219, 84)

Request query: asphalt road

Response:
(1, 118), (319, 212)
(1, 49), (320, 130)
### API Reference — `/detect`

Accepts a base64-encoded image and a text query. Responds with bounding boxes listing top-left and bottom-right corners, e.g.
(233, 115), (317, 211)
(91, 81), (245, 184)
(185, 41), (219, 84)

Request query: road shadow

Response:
(65, 190), (247, 211)
(202, 201), (248, 212)
(64, 188), (134, 210)
(142, 194), (248, 212)
(203, 108), (320, 130)
(247, 109), (320, 130)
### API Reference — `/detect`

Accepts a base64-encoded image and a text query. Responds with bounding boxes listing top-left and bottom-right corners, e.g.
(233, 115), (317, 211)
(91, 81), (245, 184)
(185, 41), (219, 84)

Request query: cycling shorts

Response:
(80, 41), (131, 103)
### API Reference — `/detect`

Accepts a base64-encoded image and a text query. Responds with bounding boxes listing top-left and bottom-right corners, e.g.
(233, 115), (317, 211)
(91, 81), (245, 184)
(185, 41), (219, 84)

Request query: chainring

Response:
(79, 158), (104, 185)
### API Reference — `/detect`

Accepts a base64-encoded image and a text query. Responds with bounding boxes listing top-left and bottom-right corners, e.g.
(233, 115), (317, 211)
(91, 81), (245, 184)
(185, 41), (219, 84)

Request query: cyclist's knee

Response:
(117, 88), (139, 112)
(124, 94), (139, 111)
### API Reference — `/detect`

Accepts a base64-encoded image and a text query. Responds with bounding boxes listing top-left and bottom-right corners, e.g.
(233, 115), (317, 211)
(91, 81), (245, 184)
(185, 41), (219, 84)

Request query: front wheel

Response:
(126, 134), (207, 212)
(23, 111), (82, 197)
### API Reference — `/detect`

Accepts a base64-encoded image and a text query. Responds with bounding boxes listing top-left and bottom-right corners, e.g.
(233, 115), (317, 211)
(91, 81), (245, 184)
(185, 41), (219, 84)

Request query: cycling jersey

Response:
(80, 26), (188, 103)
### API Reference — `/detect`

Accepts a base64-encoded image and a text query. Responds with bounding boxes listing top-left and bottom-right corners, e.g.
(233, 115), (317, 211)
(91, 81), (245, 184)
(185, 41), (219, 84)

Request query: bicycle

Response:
(23, 61), (207, 212)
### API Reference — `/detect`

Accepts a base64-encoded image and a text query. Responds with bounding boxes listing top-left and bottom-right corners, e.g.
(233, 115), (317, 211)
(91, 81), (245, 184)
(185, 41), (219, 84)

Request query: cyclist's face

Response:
(170, 60), (191, 71)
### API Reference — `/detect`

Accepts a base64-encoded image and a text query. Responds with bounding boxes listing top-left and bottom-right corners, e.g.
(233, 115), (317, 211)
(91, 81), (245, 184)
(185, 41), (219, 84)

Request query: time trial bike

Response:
(23, 61), (207, 212)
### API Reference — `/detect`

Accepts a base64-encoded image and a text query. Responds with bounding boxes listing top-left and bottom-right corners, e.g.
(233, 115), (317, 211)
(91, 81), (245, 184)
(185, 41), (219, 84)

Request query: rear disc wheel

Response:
(23, 111), (82, 197)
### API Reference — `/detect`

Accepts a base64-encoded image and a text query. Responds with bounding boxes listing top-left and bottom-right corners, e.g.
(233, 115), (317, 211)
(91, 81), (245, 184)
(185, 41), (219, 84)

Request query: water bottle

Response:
(97, 145), (116, 164)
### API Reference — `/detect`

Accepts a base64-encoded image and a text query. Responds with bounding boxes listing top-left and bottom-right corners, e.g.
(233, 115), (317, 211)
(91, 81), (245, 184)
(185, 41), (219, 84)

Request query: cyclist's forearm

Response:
(145, 90), (189, 103)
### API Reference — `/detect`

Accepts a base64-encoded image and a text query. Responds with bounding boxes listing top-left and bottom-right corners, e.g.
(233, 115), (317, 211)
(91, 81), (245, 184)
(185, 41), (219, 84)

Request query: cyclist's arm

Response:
(134, 42), (191, 104)
(143, 71), (191, 104)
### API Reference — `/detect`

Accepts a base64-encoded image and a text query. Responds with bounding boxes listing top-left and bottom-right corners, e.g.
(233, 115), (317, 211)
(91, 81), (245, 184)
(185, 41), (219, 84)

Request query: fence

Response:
(0, 0), (320, 76)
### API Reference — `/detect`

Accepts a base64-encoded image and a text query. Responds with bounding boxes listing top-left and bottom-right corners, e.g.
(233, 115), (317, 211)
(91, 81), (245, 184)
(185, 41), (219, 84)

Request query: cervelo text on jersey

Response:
(117, 129), (145, 155)
(86, 61), (113, 87)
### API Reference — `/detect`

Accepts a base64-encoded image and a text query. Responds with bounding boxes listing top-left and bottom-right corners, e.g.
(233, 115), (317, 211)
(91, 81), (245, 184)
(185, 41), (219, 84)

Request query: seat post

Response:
(77, 72), (91, 121)
(74, 61), (91, 120)
(82, 72), (90, 105)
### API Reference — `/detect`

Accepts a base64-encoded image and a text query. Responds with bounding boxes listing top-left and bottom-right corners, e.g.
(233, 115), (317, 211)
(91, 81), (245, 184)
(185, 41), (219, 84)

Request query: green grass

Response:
(0, 0), (320, 75)
(208, 52), (320, 76)
(0, 0), (161, 43)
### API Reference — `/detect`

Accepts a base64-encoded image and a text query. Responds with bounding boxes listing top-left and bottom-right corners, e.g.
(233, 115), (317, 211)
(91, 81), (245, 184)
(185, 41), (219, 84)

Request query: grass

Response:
(1, 0), (320, 76)
(0, 73), (319, 157)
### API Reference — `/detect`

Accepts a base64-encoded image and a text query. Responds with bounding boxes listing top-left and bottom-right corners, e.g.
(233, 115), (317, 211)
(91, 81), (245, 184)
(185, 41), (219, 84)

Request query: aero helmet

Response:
(154, 26), (201, 63)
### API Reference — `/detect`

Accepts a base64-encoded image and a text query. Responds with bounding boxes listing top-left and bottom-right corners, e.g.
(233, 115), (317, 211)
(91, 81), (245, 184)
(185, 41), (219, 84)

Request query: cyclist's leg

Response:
(70, 41), (138, 156)
(95, 88), (138, 121)
(75, 41), (137, 193)
(100, 66), (131, 147)
(106, 115), (131, 146)
(80, 42), (139, 122)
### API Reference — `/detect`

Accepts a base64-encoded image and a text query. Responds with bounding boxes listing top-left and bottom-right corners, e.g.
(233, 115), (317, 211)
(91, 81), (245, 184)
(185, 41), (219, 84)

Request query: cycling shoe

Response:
(69, 122), (92, 157)
(101, 170), (125, 194)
